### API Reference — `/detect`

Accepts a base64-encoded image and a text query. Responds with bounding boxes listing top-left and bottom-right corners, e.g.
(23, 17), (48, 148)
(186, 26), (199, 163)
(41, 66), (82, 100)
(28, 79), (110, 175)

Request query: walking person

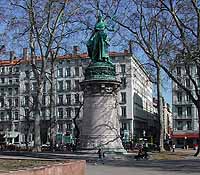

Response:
(97, 148), (105, 164)
(98, 148), (102, 160)
(172, 143), (175, 152)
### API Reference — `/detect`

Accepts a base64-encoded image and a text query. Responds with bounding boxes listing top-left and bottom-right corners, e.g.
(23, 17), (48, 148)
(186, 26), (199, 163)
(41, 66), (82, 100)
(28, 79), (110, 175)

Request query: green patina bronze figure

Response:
(87, 16), (111, 64)
(85, 15), (116, 81)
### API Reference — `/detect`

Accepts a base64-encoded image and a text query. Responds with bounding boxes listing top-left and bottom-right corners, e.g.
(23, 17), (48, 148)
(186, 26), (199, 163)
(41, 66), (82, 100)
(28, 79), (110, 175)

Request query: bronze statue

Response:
(87, 16), (111, 64)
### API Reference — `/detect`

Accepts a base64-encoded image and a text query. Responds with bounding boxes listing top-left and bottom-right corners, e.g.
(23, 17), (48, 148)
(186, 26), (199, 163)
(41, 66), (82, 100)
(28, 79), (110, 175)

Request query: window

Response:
(186, 94), (192, 102)
(9, 79), (12, 85)
(66, 68), (71, 77)
(25, 83), (29, 92)
(42, 96), (46, 105)
(121, 106), (126, 117)
(121, 92), (126, 103)
(185, 65), (191, 75)
(0, 88), (4, 95)
(43, 81), (46, 92)
(122, 123), (127, 130)
(121, 77), (126, 88)
(25, 96), (29, 106)
(8, 99), (12, 107)
(9, 67), (12, 73)
(0, 112), (4, 121)
(32, 96), (37, 104)
(8, 111), (12, 120)
(15, 98), (19, 107)
(75, 67), (79, 76)
(75, 93), (79, 104)
(8, 88), (12, 95)
(177, 121), (183, 130)
(58, 95), (63, 105)
(15, 67), (19, 73)
(186, 79), (190, 87)
(32, 82), (37, 91)
(113, 65), (116, 72)
(177, 92), (182, 102)
(58, 81), (63, 91)
(14, 88), (19, 95)
(66, 108), (71, 118)
(66, 123), (71, 130)
(1, 78), (4, 84)
(14, 112), (19, 120)
(58, 108), (63, 119)
(16, 79), (19, 83)
(66, 94), (71, 105)
(177, 67), (181, 76)
(1, 67), (4, 74)
(0, 99), (4, 107)
(25, 109), (29, 117)
(187, 106), (192, 116)
(120, 64), (126, 73)
(75, 108), (80, 118)
(58, 124), (63, 132)
(42, 110), (46, 119)
(177, 107), (182, 116)
(197, 78), (200, 87)
(25, 70), (30, 78)
(75, 80), (80, 91)
(58, 68), (63, 77)
(66, 80), (71, 91)
(197, 66), (200, 75)
(186, 121), (192, 130)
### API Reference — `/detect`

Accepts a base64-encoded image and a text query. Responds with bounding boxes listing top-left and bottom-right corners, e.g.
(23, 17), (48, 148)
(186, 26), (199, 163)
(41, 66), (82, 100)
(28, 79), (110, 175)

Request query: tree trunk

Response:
(49, 61), (57, 152)
(72, 103), (83, 148)
(25, 121), (31, 151)
(194, 102), (200, 156)
(34, 112), (41, 152)
(157, 64), (164, 151)
(33, 89), (42, 152)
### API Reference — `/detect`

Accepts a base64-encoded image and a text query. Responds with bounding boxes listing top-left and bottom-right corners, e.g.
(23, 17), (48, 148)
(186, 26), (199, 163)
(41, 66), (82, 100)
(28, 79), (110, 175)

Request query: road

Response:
(86, 158), (200, 175)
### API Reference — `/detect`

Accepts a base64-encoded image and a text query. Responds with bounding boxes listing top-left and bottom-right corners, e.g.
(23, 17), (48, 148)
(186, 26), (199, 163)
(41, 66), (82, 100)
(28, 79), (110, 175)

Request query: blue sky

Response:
(0, 0), (173, 106)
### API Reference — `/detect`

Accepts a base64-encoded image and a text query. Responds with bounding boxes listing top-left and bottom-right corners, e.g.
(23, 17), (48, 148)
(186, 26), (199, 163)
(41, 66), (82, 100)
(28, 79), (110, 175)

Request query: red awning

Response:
(171, 133), (199, 139)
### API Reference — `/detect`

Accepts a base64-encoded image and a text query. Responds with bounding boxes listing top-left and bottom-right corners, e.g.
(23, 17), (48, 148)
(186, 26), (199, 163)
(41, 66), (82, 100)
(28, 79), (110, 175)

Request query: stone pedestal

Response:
(80, 80), (125, 153)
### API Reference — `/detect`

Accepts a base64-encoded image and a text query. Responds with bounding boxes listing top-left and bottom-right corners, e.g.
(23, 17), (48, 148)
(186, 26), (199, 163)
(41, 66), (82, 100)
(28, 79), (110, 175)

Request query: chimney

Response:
(124, 49), (129, 54)
(10, 51), (15, 62)
(128, 40), (133, 55)
(73, 45), (79, 55)
(23, 48), (28, 60)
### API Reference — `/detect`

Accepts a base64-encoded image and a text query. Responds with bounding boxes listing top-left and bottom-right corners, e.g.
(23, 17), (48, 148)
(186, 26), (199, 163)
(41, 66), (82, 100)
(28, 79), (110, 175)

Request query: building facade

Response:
(172, 64), (198, 148)
(0, 48), (159, 146)
(153, 97), (172, 142)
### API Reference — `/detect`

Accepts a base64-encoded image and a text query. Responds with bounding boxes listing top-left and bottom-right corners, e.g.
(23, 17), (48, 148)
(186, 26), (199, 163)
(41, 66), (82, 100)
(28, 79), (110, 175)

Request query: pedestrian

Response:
(97, 148), (105, 164)
(172, 143), (175, 152)
(97, 148), (102, 159)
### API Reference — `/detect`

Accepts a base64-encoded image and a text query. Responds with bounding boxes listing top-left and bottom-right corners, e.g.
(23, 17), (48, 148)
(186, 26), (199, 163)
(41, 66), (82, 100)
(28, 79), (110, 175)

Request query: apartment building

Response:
(153, 97), (172, 141)
(172, 64), (198, 148)
(0, 48), (159, 146)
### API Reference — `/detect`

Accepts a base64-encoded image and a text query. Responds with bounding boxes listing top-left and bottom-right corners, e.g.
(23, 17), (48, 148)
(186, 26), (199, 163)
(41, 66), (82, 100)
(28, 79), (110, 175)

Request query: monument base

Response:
(80, 80), (126, 154)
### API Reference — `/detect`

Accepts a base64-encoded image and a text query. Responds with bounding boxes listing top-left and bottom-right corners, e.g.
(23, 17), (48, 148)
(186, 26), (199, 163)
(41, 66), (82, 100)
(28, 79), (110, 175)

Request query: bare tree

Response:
(8, 0), (81, 151)
(99, 0), (172, 151)
(154, 0), (200, 156)
(107, 0), (200, 155)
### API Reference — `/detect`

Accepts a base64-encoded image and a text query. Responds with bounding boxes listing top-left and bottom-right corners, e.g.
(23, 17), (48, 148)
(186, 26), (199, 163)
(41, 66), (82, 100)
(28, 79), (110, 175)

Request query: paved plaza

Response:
(0, 149), (200, 175)
(87, 158), (200, 175)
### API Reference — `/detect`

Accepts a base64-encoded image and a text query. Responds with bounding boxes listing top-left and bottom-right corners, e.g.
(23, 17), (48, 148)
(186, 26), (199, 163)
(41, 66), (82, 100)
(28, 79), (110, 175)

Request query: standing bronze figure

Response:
(87, 16), (110, 64)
